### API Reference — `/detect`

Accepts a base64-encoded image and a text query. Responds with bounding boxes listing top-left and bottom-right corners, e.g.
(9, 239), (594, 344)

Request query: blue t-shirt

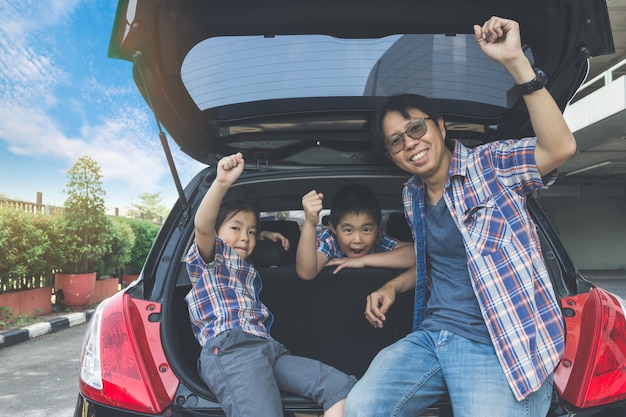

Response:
(419, 197), (491, 345)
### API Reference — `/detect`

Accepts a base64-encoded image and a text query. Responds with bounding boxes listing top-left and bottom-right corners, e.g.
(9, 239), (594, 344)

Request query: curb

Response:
(0, 309), (95, 349)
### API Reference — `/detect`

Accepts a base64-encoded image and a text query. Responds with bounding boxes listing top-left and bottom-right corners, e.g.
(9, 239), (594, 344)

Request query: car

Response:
(74, 1), (626, 416)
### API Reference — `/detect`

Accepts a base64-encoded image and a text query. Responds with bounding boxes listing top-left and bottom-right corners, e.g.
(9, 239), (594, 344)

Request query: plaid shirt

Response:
(403, 137), (564, 401)
(316, 228), (399, 259)
(185, 238), (273, 346)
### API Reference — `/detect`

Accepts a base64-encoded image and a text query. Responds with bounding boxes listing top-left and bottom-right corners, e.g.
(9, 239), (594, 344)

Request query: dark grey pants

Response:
(199, 329), (357, 417)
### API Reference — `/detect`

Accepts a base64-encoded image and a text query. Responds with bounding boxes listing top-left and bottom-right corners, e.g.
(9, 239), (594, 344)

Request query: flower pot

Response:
(91, 277), (120, 304)
(56, 272), (97, 311)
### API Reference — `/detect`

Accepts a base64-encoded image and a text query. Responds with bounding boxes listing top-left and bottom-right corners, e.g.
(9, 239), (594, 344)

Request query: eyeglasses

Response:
(384, 118), (432, 154)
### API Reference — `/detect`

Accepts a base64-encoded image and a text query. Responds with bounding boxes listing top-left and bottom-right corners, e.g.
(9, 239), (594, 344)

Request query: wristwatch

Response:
(513, 68), (546, 95)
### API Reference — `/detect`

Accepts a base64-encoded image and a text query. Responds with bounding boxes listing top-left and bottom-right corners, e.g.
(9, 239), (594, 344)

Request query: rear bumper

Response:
(551, 399), (626, 417)
(74, 392), (626, 417)
(73, 394), (172, 417)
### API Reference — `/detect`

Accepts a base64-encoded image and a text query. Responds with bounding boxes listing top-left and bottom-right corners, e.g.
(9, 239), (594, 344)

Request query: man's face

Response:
(331, 212), (379, 258)
(382, 109), (448, 179)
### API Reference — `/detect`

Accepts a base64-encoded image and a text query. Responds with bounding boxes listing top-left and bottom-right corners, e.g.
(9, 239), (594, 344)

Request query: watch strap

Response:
(513, 68), (546, 95)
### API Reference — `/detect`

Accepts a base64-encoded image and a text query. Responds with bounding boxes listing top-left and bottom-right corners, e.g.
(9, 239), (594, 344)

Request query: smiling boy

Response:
(296, 184), (414, 280)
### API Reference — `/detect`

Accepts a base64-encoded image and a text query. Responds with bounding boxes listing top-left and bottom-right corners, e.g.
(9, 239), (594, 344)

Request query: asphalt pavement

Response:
(0, 322), (87, 417)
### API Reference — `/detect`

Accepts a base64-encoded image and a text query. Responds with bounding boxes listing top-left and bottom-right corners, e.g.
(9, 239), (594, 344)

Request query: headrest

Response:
(259, 220), (301, 260)
(386, 212), (413, 242)
(260, 220), (301, 244)
(251, 239), (293, 267)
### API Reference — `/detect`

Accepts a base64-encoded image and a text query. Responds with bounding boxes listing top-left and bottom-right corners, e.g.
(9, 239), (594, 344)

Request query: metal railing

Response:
(571, 57), (626, 104)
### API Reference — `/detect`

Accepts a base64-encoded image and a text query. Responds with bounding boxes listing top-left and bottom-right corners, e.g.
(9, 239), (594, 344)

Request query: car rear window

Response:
(181, 33), (529, 112)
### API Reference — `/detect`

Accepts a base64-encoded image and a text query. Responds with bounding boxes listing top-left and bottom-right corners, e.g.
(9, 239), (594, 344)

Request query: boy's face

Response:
(217, 210), (257, 259)
(330, 213), (379, 258)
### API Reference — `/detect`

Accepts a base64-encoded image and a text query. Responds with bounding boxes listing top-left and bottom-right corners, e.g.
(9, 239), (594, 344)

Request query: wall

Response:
(538, 184), (626, 270)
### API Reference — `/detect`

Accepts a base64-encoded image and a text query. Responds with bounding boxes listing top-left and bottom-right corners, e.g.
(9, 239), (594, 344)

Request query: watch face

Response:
(535, 68), (547, 83)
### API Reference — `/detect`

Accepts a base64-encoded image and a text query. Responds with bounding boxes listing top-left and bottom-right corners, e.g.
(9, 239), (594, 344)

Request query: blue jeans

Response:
(345, 330), (553, 417)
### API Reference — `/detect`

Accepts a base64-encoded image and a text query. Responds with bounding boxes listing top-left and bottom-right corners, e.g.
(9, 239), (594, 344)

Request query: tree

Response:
(96, 218), (135, 276)
(56, 156), (111, 274)
(126, 192), (167, 223)
(122, 218), (160, 274)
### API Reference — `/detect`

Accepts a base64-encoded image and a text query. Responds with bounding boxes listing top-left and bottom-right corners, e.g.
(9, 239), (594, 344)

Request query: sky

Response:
(0, 1), (204, 214)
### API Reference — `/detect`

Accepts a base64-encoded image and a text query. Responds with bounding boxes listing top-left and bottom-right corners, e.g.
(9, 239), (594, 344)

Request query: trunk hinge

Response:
(132, 51), (189, 214)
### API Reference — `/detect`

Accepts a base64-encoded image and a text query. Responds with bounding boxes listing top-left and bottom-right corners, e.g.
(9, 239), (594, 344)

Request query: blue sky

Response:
(0, 1), (203, 213)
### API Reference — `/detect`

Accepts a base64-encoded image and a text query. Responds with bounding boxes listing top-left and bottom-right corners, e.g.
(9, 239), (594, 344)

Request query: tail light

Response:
(78, 291), (179, 414)
(555, 287), (626, 408)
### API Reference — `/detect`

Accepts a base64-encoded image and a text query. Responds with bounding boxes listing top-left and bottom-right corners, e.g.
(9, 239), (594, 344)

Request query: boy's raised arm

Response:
(195, 153), (244, 262)
(296, 190), (329, 280)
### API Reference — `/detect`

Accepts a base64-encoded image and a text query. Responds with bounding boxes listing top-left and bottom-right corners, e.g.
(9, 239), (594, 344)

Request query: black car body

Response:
(74, 1), (626, 416)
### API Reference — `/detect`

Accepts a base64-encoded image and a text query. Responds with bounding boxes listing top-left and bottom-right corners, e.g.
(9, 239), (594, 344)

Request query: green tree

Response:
(97, 218), (135, 276)
(57, 156), (112, 274)
(122, 218), (160, 274)
(126, 192), (167, 223)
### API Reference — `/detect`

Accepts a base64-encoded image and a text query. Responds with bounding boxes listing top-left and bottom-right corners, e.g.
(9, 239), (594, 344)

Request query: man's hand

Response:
(473, 16), (525, 69)
(365, 285), (397, 328)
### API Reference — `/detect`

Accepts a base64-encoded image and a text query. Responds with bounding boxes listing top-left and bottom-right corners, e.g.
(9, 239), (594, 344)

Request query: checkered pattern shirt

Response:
(403, 137), (565, 401)
(185, 238), (273, 346)
(316, 228), (399, 259)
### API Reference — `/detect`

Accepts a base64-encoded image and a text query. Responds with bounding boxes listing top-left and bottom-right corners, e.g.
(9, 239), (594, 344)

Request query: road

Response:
(0, 323), (87, 417)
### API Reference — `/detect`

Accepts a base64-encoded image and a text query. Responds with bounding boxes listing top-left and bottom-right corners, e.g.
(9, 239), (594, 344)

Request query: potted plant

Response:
(53, 156), (112, 310)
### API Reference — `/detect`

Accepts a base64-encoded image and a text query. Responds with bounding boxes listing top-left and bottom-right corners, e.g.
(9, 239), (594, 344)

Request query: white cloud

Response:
(0, 0), (205, 210)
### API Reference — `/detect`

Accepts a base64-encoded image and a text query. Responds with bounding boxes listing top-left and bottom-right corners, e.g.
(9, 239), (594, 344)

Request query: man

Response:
(345, 16), (573, 417)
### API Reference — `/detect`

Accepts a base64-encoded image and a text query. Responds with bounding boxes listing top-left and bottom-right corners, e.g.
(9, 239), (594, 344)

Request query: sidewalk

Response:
(0, 308), (95, 349)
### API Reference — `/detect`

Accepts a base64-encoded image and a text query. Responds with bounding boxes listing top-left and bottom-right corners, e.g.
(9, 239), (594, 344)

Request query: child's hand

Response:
(326, 257), (366, 274)
(301, 190), (324, 226)
(216, 152), (245, 186)
(259, 231), (290, 251)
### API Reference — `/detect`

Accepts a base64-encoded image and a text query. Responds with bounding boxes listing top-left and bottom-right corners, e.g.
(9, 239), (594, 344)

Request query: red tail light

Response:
(78, 291), (179, 414)
(555, 287), (626, 408)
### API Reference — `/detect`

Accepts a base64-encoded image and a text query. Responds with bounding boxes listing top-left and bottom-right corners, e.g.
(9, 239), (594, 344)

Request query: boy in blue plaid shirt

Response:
(296, 183), (415, 280)
(186, 152), (356, 417)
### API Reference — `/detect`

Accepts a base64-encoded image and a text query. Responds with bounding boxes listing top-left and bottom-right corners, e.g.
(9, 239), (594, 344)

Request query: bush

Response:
(0, 209), (51, 291)
(97, 218), (135, 277)
(123, 219), (160, 274)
